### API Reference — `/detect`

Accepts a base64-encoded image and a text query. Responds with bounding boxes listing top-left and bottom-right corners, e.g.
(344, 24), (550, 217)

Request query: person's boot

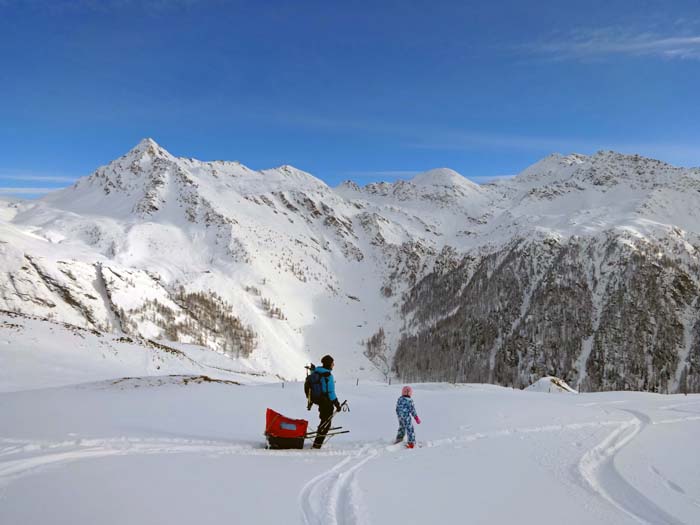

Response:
(406, 443), (415, 449)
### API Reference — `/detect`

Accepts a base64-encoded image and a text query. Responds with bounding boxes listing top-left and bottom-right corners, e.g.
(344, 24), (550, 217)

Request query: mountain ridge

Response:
(2, 139), (700, 392)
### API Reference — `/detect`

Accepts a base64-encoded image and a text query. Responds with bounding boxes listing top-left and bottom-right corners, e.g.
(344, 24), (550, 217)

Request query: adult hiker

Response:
(310, 354), (341, 449)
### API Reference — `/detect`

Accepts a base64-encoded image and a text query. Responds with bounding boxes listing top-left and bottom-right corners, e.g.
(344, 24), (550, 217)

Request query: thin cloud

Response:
(408, 131), (596, 154)
(526, 27), (700, 61)
(278, 109), (700, 168)
(272, 111), (699, 165)
(0, 187), (57, 194)
(409, 131), (700, 167)
(0, 170), (77, 183)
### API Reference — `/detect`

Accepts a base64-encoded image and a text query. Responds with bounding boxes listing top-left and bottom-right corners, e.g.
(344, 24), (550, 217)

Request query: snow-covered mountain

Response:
(2, 140), (700, 391)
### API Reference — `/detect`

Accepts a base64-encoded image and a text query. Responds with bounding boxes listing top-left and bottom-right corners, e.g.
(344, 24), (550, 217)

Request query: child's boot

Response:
(406, 443), (415, 449)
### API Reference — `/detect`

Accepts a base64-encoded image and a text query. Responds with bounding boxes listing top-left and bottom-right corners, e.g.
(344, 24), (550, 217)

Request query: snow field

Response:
(1, 380), (699, 524)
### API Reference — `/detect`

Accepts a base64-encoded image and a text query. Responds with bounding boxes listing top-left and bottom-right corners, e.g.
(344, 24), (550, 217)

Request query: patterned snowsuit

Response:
(395, 395), (418, 445)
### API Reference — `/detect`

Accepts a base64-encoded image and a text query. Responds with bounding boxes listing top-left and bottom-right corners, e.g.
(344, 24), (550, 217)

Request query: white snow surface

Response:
(0, 312), (273, 392)
(1, 371), (699, 524)
(1, 310), (699, 524)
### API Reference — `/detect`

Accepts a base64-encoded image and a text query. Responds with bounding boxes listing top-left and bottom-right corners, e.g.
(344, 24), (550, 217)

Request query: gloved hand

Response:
(334, 399), (342, 412)
(414, 416), (421, 424)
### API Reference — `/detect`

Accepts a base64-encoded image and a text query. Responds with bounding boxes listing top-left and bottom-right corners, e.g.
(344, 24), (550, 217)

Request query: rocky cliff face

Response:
(2, 140), (700, 388)
(395, 232), (700, 393)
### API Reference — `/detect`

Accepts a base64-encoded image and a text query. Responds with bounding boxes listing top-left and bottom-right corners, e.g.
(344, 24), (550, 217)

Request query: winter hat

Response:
(401, 385), (413, 397)
(321, 355), (334, 368)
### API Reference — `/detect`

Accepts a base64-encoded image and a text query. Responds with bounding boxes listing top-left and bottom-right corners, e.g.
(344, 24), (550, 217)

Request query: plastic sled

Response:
(264, 408), (309, 449)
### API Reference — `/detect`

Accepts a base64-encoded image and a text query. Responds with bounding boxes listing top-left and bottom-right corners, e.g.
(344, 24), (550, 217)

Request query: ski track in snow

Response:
(297, 410), (700, 524)
(2, 406), (700, 523)
(299, 454), (354, 525)
(0, 436), (349, 486)
(577, 408), (687, 525)
(299, 444), (377, 525)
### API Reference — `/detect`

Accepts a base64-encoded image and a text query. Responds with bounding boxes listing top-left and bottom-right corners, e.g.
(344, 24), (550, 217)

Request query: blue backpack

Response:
(304, 365), (330, 407)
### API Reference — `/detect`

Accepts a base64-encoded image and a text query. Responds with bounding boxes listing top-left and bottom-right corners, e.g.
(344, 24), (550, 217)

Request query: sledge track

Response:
(2, 408), (700, 523)
(331, 448), (377, 525)
(297, 408), (700, 525)
(578, 408), (686, 525)
(299, 445), (377, 525)
(0, 436), (351, 485)
(297, 418), (645, 524)
(299, 454), (354, 525)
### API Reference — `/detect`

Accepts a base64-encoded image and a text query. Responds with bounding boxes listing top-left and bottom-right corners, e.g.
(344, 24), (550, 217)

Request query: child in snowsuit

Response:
(395, 385), (421, 448)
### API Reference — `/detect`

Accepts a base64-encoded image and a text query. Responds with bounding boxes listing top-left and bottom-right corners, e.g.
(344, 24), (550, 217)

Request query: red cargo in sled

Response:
(265, 408), (309, 449)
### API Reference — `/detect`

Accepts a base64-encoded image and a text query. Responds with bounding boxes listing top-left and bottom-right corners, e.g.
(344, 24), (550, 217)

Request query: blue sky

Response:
(1, 0), (700, 197)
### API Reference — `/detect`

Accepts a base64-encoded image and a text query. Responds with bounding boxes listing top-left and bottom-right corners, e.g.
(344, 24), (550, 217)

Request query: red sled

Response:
(264, 408), (309, 449)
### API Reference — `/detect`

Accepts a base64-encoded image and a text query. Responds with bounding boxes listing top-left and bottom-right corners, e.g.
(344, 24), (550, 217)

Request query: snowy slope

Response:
(0, 311), (272, 392)
(3, 142), (700, 523)
(0, 378), (698, 524)
(2, 140), (700, 390)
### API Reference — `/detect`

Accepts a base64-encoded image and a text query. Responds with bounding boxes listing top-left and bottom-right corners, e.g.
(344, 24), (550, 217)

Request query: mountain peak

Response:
(509, 150), (700, 196)
(257, 165), (329, 193)
(137, 137), (160, 149)
(514, 153), (588, 184)
(409, 168), (479, 190)
(409, 168), (479, 194)
(124, 138), (172, 162)
(337, 180), (361, 192)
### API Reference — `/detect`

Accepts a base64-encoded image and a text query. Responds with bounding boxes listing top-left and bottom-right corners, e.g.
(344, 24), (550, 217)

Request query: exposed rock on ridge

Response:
(2, 139), (700, 388)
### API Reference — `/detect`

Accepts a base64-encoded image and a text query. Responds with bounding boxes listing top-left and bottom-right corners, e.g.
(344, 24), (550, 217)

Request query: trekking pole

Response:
(325, 400), (348, 428)
(305, 364), (313, 411)
(310, 401), (351, 448)
(320, 429), (350, 446)
(304, 426), (342, 438)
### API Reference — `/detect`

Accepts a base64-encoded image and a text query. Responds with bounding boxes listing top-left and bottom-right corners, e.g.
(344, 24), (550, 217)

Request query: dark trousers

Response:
(312, 398), (334, 448)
